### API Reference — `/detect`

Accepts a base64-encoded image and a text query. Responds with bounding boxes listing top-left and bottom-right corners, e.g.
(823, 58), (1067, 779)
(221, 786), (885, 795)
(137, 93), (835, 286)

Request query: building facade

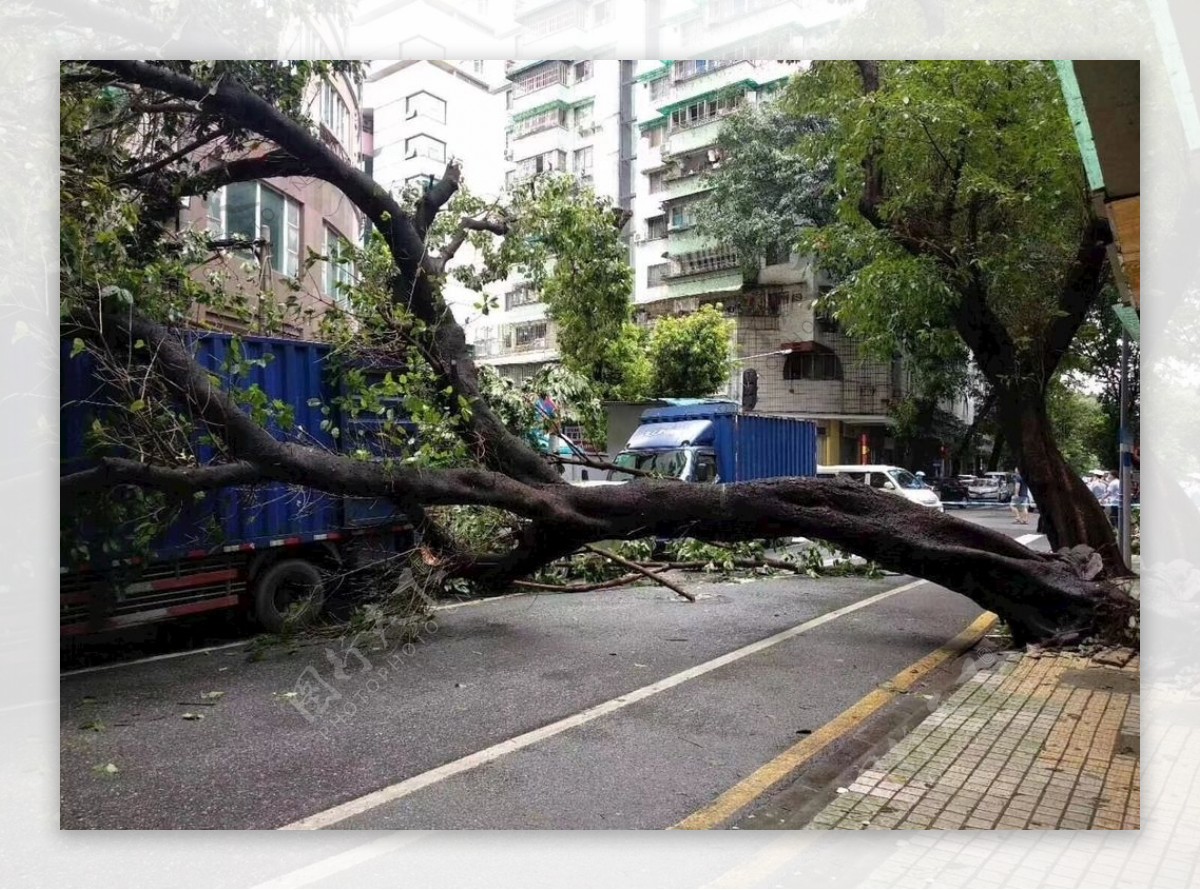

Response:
(364, 60), (511, 325)
(470, 57), (637, 383)
(182, 69), (365, 339)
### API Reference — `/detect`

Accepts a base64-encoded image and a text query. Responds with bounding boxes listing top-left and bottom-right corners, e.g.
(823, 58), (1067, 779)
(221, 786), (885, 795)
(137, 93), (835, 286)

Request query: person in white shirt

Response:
(1088, 472), (1108, 500)
(1104, 472), (1121, 528)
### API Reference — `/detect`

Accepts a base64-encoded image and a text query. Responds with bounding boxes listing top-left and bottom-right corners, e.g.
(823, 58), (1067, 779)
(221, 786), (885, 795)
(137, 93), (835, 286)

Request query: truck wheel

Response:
(253, 559), (326, 633)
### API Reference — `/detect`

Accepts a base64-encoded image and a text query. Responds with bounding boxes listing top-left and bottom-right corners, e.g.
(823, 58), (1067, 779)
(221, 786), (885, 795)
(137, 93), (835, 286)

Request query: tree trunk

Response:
(997, 384), (1126, 573)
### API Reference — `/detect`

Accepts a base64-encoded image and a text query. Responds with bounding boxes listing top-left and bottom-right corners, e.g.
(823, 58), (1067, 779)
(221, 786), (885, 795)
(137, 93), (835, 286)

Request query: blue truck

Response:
(60, 332), (414, 637)
(607, 401), (817, 483)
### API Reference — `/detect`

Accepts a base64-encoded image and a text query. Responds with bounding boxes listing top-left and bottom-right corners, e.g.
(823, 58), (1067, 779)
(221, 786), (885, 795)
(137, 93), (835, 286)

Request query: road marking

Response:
(279, 578), (931, 830)
(60, 638), (253, 678)
(670, 609), (999, 830)
(1016, 532), (1045, 546)
(434, 590), (537, 611)
(252, 832), (432, 889)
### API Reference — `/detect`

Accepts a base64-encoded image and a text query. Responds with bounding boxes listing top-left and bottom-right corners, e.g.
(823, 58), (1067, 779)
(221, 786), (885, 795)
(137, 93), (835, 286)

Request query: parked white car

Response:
(817, 465), (945, 511)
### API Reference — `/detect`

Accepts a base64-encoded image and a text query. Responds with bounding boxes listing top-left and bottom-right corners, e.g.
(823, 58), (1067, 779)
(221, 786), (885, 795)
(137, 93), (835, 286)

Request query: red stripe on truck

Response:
(60, 594), (242, 636)
(147, 568), (239, 593)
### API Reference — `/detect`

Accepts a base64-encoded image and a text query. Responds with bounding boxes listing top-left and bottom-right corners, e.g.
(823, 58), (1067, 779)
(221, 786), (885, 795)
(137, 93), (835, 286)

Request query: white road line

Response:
(251, 832), (433, 889)
(1017, 533), (1045, 546)
(279, 578), (931, 830)
(434, 590), (537, 611)
(60, 638), (253, 678)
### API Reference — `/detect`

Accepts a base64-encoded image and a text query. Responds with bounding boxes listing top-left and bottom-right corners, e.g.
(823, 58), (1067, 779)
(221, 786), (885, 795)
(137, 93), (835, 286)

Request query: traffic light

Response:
(741, 368), (758, 411)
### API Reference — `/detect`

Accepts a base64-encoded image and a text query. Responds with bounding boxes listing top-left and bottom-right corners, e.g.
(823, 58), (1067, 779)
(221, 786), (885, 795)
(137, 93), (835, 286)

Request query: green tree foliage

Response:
(1046, 381), (1108, 475)
(787, 61), (1088, 400)
(701, 59), (1120, 559)
(697, 102), (835, 277)
(452, 174), (634, 385)
(647, 305), (734, 398)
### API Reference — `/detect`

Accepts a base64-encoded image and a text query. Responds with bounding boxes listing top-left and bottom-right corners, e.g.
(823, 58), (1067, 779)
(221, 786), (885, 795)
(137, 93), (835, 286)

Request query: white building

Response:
(364, 60), (510, 323)
(348, 1), (520, 59)
(471, 58), (638, 382)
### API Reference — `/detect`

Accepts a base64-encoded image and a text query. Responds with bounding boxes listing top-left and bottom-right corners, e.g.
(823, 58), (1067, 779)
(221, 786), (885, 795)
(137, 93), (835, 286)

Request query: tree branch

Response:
(1040, 217), (1112, 383)
(83, 59), (563, 487)
(414, 161), (462, 241)
(62, 458), (261, 502)
(117, 125), (231, 185)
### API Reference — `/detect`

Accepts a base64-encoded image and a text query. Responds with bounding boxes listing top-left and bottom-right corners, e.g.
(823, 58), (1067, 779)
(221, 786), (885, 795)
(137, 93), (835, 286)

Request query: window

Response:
(673, 59), (735, 81)
(506, 320), (548, 350)
(405, 173), (436, 191)
(574, 61), (593, 82)
(669, 202), (699, 230)
(505, 283), (539, 309)
(573, 102), (594, 131)
(647, 263), (668, 287)
(513, 62), (570, 97)
(648, 170), (667, 193)
(218, 182), (301, 276)
(783, 346), (843, 381)
(324, 225), (355, 307)
(668, 92), (742, 131)
(405, 134), (446, 162)
(646, 124), (665, 147)
(649, 76), (669, 100)
(764, 241), (791, 265)
(472, 60), (485, 75)
(693, 453), (718, 483)
(646, 216), (667, 240)
(671, 246), (737, 276)
(515, 149), (567, 179)
(592, 1), (612, 25)
(205, 188), (224, 233)
(527, 7), (583, 37)
(320, 80), (350, 148)
(573, 146), (593, 176)
(405, 91), (446, 124)
(671, 148), (722, 179)
(510, 106), (569, 137)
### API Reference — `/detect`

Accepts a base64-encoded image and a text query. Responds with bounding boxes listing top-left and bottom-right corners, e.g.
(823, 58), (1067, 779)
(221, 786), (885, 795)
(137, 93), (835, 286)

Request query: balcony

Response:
(662, 170), (712, 203)
(660, 118), (727, 158)
(667, 60), (749, 99)
(666, 227), (721, 256)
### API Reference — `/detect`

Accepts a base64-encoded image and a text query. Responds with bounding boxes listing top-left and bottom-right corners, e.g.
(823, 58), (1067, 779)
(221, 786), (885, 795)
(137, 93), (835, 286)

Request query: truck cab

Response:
(608, 419), (721, 483)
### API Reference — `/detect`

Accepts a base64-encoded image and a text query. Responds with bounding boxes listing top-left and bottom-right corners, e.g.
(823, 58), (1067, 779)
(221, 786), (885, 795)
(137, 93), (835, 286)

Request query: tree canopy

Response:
(703, 60), (1123, 567)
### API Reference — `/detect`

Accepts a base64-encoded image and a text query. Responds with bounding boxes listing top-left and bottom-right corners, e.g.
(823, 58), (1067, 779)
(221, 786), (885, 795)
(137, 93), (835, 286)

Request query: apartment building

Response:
(364, 60), (510, 324)
(511, 0), (647, 58)
(471, 57), (637, 383)
(634, 58), (943, 466)
(183, 69), (365, 339)
(348, 0), (519, 58)
(655, 0), (867, 59)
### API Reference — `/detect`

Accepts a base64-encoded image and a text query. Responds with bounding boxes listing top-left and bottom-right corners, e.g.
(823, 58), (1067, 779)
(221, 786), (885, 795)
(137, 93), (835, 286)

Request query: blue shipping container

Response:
(61, 332), (407, 564)
(637, 401), (816, 482)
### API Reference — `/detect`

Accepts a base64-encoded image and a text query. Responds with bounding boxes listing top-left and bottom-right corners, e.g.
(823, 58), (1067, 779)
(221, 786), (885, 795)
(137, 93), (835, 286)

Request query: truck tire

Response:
(253, 558), (326, 633)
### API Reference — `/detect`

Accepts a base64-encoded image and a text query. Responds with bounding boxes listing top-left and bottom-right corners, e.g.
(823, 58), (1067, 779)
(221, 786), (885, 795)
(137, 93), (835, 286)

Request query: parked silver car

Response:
(968, 471), (1015, 502)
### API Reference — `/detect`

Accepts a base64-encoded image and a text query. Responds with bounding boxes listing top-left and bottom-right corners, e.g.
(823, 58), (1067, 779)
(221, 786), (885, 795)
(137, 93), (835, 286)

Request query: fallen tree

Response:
(59, 60), (1137, 648)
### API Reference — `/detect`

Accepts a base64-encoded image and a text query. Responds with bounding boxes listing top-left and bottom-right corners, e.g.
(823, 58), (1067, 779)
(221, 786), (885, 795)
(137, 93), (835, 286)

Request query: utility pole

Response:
(1119, 328), (1132, 566)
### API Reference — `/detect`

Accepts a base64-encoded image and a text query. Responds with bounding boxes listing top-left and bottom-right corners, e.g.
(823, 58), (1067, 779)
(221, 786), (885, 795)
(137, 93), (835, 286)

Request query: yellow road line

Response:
(671, 610), (999, 831)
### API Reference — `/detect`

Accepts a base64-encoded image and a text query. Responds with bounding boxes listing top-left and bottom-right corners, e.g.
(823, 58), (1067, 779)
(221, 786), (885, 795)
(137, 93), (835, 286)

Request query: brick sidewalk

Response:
(805, 650), (1140, 830)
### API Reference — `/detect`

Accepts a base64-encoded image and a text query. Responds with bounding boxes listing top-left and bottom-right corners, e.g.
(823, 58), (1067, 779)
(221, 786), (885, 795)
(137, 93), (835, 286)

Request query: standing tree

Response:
(58, 60), (1136, 647)
(706, 60), (1126, 570)
(646, 305), (734, 398)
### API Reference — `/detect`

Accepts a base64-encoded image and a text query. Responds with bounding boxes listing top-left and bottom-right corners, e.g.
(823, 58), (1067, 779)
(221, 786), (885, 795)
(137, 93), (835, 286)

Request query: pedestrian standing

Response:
(1104, 471), (1122, 529)
(1010, 469), (1030, 525)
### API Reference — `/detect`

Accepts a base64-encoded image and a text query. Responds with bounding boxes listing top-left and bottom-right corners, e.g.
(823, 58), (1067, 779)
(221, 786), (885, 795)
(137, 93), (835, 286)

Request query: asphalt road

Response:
(59, 509), (1039, 830)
